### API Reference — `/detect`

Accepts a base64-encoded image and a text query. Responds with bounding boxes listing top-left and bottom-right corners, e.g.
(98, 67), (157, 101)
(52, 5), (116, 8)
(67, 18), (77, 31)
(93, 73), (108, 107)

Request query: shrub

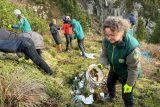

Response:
(0, 0), (48, 34)
(150, 14), (160, 43)
(135, 17), (147, 41)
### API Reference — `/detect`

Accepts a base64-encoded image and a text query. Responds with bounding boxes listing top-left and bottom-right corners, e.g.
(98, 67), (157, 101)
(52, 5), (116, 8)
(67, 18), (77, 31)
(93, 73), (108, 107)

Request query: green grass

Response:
(0, 35), (160, 107)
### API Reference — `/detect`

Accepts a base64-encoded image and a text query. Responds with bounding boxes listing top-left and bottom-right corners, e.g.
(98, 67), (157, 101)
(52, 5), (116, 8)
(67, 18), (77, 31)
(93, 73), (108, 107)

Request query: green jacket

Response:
(12, 15), (32, 33)
(100, 32), (142, 86)
(71, 19), (84, 40)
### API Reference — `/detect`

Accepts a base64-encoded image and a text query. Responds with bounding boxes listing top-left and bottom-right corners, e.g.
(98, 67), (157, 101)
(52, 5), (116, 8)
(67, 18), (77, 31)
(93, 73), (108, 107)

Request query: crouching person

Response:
(100, 16), (142, 107)
(0, 37), (53, 75)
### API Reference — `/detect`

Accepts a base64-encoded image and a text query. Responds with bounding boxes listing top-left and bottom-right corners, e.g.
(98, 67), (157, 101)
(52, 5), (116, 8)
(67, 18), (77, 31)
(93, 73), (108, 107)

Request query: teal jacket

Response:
(127, 26), (136, 36)
(100, 32), (142, 86)
(127, 28), (134, 36)
(71, 19), (84, 40)
(12, 15), (32, 33)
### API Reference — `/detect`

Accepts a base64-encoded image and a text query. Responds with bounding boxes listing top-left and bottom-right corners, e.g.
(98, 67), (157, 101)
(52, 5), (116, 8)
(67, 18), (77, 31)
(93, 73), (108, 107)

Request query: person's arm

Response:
(72, 25), (78, 39)
(12, 18), (24, 29)
(126, 47), (142, 86)
(100, 41), (109, 66)
(50, 26), (57, 34)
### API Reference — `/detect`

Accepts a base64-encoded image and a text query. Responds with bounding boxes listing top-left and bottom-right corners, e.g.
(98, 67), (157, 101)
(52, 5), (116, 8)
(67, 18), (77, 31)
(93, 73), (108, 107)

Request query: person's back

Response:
(71, 19), (84, 40)
(61, 23), (72, 35)
(0, 28), (17, 40)
(0, 38), (21, 53)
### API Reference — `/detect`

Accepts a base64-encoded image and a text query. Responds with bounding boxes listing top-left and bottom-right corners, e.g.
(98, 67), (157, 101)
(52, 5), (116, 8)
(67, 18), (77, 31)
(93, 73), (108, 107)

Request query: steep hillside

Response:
(0, 0), (160, 107)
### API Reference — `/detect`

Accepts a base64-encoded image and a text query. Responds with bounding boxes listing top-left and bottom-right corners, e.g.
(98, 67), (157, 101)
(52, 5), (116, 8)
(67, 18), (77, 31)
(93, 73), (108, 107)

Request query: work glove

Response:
(8, 24), (12, 29)
(97, 64), (104, 70)
(123, 84), (132, 93)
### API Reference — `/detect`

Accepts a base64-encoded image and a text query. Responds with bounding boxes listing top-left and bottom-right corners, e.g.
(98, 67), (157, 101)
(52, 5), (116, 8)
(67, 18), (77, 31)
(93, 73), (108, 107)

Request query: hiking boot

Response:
(82, 54), (87, 58)
(82, 55), (87, 58)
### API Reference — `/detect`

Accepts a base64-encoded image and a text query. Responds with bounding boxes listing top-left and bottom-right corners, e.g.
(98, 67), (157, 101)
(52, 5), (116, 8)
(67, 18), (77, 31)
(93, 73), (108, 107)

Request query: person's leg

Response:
(77, 39), (86, 58)
(36, 49), (42, 56)
(24, 54), (29, 60)
(18, 39), (53, 75)
(120, 78), (134, 107)
(106, 71), (119, 99)
(65, 34), (70, 51)
(81, 38), (85, 52)
(69, 35), (72, 49)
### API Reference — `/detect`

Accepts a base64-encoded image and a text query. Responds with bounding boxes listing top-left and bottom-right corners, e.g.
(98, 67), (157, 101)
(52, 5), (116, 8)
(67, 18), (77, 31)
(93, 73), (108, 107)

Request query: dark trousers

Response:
(64, 34), (72, 50)
(77, 38), (85, 56)
(18, 39), (53, 75)
(52, 33), (61, 45)
(107, 71), (134, 107)
(25, 49), (42, 60)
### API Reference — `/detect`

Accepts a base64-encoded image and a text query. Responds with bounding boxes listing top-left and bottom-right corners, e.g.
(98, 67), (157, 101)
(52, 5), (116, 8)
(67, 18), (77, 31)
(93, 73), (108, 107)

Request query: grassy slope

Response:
(0, 1), (160, 107)
(0, 31), (160, 106)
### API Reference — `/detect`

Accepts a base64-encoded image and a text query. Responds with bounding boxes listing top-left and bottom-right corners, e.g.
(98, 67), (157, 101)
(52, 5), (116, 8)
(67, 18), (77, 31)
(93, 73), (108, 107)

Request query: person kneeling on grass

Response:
(0, 37), (53, 75)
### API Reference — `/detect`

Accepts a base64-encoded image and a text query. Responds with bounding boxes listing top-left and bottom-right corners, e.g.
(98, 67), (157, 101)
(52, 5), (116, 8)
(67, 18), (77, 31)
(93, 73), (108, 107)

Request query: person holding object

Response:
(49, 19), (62, 52)
(8, 9), (32, 33)
(100, 16), (142, 107)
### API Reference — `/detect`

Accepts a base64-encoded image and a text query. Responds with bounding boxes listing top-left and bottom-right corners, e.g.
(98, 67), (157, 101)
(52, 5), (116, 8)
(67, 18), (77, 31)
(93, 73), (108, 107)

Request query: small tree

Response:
(150, 15), (160, 44)
(136, 17), (147, 41)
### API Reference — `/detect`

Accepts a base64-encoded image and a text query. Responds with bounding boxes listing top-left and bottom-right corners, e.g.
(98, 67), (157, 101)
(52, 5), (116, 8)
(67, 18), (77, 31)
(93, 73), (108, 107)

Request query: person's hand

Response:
(97, 64), (103, 70)
(123, 84), (132, 93)
(8, 24), (12, 29)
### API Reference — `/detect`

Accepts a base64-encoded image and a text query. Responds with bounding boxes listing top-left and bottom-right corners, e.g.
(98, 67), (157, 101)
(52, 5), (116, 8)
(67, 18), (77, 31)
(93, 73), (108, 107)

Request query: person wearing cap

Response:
(0, 36), (53, 75)
(71, 19), (87, 58)
(127, 13), (136, 36)
(61, 16), (73, 51)
(100, 16), (142, 107)
(49, 19), (62, 52)
(8, 9), (32, 33)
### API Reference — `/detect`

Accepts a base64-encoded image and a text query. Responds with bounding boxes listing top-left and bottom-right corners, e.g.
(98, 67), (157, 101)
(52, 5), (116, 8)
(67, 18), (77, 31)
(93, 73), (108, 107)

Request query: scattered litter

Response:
(71, 64), (107, 105)
(80, 52), (95, 59)
(73, 94), (94, 104)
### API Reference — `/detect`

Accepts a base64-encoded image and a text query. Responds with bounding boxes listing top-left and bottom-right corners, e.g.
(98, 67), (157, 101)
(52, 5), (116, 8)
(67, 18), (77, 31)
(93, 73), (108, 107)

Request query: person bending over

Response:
(0, 37), (53, 75)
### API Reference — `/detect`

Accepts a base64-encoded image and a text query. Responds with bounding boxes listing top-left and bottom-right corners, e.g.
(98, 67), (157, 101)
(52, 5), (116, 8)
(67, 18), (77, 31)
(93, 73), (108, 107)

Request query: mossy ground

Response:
(0, 32), (160, 107)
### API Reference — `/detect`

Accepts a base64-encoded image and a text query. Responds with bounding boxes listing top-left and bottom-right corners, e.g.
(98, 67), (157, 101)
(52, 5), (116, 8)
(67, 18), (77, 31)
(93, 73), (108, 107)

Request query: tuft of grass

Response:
(0, 71), (49, 107)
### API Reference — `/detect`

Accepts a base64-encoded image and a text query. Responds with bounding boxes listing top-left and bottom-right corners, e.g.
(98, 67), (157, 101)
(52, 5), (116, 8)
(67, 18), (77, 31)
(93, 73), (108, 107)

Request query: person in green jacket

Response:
(8, 9), (32, 33)
(71, 19), (87, 58)
(100, 16), (142, 107)
(127, 13), (136, 36)
(8, 9), (32, 62)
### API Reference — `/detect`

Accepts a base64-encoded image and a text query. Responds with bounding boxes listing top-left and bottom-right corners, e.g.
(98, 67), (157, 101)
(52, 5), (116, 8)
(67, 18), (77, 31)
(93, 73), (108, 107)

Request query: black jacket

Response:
(0, 37), (32, 53)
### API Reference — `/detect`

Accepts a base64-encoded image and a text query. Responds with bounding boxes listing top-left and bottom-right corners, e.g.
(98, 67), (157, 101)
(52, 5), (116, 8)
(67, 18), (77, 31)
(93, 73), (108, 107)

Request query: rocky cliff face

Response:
(78, 0), (155, 35)
(79, 0), (140, 22)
